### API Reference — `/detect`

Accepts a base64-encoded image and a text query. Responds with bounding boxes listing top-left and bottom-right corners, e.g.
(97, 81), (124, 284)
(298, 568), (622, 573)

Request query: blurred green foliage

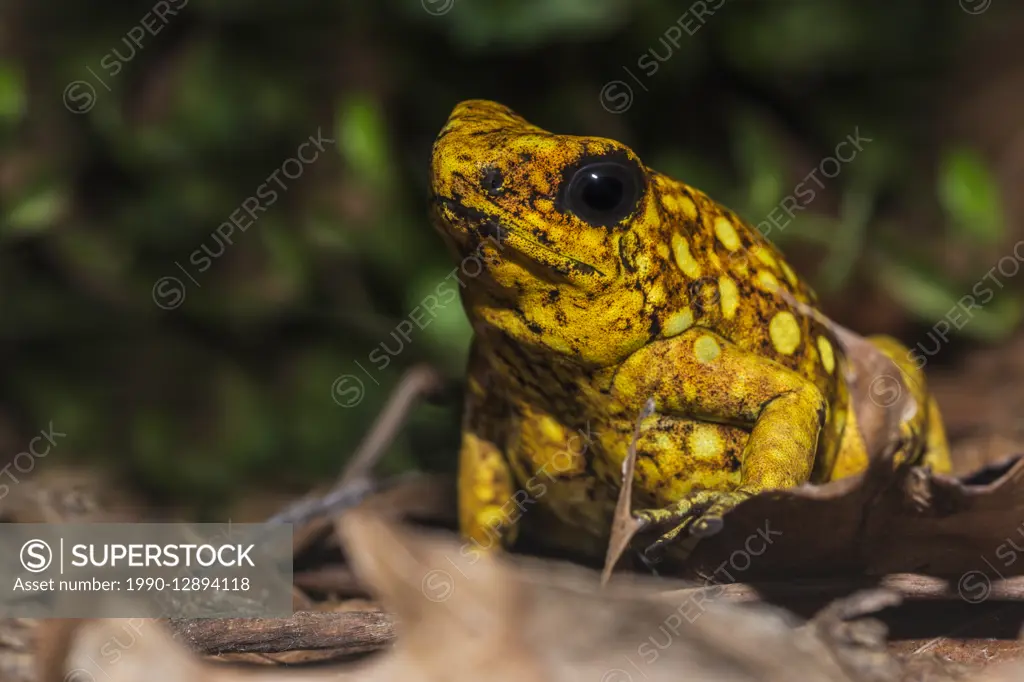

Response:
(0, 0), (1019, 512)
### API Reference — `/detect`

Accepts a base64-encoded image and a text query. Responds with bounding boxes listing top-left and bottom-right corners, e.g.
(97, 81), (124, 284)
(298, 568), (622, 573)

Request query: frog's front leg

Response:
(458, 427), (520, 552)
(457, 361), (521, 553)
(614, 327), (827, 542)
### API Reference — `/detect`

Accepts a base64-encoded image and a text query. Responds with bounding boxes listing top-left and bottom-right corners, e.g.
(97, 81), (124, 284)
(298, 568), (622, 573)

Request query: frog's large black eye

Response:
(562, 157), (644, 227)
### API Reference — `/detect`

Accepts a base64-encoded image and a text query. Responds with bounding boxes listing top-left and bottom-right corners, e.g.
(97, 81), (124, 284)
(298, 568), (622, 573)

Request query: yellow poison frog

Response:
(429, 100), (951, 557)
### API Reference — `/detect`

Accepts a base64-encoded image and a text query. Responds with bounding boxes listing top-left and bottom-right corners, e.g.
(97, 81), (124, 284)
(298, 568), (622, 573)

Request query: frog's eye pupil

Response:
(565, 160), (643, 227)
(579, 173), (623, 212)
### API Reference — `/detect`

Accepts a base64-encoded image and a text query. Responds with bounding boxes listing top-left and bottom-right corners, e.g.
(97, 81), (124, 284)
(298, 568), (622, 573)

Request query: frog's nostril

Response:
(481, 166), (504, 196)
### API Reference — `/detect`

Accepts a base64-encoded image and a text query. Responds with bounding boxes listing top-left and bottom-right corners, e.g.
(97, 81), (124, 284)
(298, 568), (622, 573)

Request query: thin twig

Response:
(336, 365), (444, 489)
(270, 365), (443, 554)
(167, 611), (396, 655)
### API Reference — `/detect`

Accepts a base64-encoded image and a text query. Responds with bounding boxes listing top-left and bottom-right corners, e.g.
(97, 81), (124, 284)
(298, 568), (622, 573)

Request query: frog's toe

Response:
(690, 514), (724, 538)
(638, 489), (753, 552)
(633, 492), (705, 532)
(634, 504), (688, 530)
(689, 490), (751, 537)
(646, 520), (691, 553)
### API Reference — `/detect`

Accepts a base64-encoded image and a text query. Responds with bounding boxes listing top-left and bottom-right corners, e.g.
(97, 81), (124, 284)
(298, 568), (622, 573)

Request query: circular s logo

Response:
(868, 374), (902, 408)
(421, 569), (454, 602)
(331, 374), (365, 408)
(957, 570), (991, 604)
(63, 80), (97, 114)
(21, 539), (53, 573)
(599, 81), (633, 114)
(152, 276), (186, 310)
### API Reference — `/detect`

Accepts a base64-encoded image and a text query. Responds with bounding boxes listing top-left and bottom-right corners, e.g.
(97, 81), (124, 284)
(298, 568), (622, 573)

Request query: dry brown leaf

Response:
(962, 656), (1024, 682)
(45, 512), (1024, 682)
(335, 510), (914, 682)
(63, 619), (206, 682)
(0, 617), (38, 682)
(602, 397), (656, 586)
(293, 565), (368, 597)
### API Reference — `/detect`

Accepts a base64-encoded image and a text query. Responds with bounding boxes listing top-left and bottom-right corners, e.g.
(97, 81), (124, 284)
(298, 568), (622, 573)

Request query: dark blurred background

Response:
(1, 0), (1023, 516)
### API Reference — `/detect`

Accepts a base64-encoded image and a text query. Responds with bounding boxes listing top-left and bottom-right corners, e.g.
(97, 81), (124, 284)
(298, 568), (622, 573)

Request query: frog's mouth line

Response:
(434, 195), (605, 279)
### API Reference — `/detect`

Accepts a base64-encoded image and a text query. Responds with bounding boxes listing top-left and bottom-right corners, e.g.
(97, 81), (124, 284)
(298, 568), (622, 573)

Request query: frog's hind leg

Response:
(867, 335), (952, 474)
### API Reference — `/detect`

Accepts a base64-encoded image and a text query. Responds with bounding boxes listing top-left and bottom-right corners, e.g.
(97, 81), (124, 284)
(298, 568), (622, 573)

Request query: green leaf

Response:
(938, 148), (1005, 245)
(815, 182), (874, 291)
(335, 94), (392, 190)
(4, 185), (68, 235)
(407, 267), (473, 368)
(415, 0), (625, 50)
(876, 256), (1022, 341)
(0, 61), (26, 123)
(732, 112), (786, 219)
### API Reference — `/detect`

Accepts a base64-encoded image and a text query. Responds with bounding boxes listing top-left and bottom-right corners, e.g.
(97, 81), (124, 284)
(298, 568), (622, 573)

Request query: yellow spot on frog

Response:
(816, 335), (836, 374)
(756, 270), (780, 293)
(689, 425), (723, 460)
(780, 261), (799, 287)
(718, 276), (739, 319)
(671, 234), (702, 278)
(694, 335), (721, 363)
(679, 196), (698, 220)
(656, 242), (670, 259)
(540, 415), (563, 442)
(477, 506), (506, 527)
(663, 308), (694, 337)
(753, 247), (777, 269)
(714, 217), (741, 251)
(769, 312), (801, 355)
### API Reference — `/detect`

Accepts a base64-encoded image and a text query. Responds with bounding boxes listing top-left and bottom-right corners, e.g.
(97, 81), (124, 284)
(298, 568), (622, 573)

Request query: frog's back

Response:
(648, 172), (841, 407)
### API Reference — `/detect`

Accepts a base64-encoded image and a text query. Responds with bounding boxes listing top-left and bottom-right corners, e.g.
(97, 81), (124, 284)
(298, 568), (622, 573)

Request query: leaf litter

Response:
(11, 318), (1024, 680)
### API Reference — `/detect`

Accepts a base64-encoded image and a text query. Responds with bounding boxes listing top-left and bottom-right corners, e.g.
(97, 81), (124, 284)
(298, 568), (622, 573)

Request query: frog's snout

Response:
(430, 99), (531, 202)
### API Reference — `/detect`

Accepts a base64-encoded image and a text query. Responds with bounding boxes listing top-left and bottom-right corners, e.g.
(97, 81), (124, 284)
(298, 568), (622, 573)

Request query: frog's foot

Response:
(634, 488), (753, 551)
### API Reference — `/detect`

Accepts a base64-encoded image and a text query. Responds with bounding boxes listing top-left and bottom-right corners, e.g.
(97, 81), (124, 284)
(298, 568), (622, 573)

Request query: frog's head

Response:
(430, 100), (673, 365)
